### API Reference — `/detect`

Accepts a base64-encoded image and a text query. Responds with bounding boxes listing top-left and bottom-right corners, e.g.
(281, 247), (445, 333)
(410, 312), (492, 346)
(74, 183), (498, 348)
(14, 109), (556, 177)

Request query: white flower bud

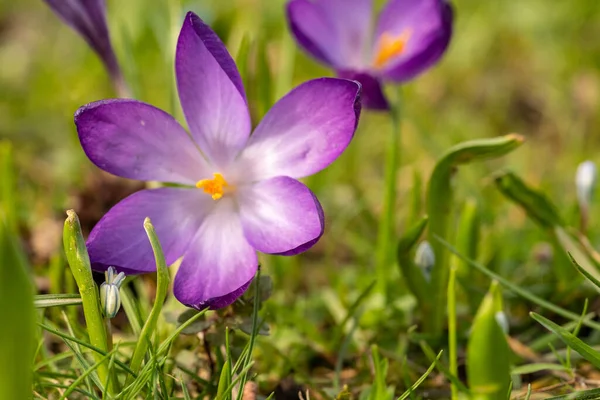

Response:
(414, 241), (435, 281)
(100, 267), (125, 319)
(576, 160), (596, 209)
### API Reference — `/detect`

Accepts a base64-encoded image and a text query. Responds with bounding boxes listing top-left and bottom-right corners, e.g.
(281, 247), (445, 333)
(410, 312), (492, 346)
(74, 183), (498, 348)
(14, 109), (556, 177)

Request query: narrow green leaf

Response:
(560, 235), (600, 286)
(216, 359), (232, 400)
(530, 312), (600, 369)
(426, 134), (524, 336)
(545, 387), (600, 399)
(0, 214), (35, 399)
(34, 293), (82, 308)
(38, 322), (136, 377)
(396, 351), (442, 400)
(59, 347), (119, 400)
(63, 210), (114, 394)
(437, 236), (600, 331)
(494, 171), (563, 228)
(418, 341), (470, 394)
(467, 281), (511, 400)
(511, 363), (570, 375)
(128, 218), (171, 376)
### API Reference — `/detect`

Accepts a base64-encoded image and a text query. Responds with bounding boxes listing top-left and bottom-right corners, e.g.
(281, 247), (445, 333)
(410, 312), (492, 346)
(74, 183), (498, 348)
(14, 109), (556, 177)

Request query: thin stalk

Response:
(447, 265), (458, 400)
(375, 91), (403, 297)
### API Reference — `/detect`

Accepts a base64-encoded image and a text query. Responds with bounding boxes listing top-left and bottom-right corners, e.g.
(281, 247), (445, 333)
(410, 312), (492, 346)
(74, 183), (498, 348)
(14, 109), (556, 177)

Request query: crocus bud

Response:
(414, 241), (435, 281)
(576, 160), (596, 209)
(100, 267), (125, 318)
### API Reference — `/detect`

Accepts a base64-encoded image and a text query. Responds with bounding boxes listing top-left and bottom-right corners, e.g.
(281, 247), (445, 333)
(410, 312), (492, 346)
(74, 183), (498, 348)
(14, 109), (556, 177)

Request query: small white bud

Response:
(414, 241), (435, 281)
(100, 267), (125, 319)
(576, 160), (596, 209)
(495, 311), (509, 334)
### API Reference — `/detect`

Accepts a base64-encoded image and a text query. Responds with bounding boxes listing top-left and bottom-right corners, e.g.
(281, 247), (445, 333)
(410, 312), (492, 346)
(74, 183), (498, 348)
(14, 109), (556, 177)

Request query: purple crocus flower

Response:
(286, 0), (453, 110)
(44, 0), (128, 96)
(74, 12), (361, 309)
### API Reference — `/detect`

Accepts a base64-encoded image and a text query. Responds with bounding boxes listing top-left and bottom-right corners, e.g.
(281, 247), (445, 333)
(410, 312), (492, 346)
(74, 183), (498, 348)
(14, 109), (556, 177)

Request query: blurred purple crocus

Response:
(286, 0), (453, 110)
(44, 0), (128, 96)
(75, 12), (361, 309)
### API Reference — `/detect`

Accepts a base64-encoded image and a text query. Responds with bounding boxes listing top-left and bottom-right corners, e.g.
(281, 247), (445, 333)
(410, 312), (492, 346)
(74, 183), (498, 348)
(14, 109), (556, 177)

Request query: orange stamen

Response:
(373, 30), (411, 68)
(196, 173), (229, 200)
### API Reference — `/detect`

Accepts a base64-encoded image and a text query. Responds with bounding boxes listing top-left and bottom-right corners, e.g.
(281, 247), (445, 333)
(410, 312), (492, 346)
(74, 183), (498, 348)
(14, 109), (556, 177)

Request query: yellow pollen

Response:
(196, 173), (229, 200)
(373, 30), (411, 68)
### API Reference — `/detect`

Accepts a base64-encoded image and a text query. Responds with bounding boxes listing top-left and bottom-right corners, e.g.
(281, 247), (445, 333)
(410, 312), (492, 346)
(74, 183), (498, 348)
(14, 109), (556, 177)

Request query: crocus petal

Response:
(86, 188), (213, 274)
(286, 0), (373, 69)
(173, 198), (258, 309)
(75, 99), (210, 185)
(338, 70), (389, 110)
(374, 0), (453, 82)
(44, 0), (122, 84)
(236, 78), (361, 181)
(238, 176), (324, 255)
(176, 12), (251, 168)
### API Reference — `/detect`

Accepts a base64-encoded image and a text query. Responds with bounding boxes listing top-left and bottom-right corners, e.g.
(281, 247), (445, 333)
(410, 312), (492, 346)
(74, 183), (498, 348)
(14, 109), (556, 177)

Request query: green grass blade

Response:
(128, 218), (171, 376)
(568, 252), (600, 290)
(235, 269), (261, 400)
(34, 293), (82, 308)
(545, 387), (600, 399)
(38, 322), (136, 377)
(436, 236), (600, 331)
(396, 350), (442, 400)
(530, 312), (600, 369)
(426, 134), (524, 336)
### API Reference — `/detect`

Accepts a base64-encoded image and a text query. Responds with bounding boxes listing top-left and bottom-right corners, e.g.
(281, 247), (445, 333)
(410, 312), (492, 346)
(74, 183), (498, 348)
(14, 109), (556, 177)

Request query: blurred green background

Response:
(2, 0), (600, 396)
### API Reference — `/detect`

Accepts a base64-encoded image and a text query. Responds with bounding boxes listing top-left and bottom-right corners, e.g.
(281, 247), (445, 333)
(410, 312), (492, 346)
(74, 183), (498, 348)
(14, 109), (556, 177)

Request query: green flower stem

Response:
(375, 92), (403, 297)
(63, 210), (117, 395)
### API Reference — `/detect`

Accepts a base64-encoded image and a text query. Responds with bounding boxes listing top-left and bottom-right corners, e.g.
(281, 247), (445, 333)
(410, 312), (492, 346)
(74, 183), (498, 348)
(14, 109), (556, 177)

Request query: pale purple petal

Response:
(86, 188), (213, 274)
(236, 78), (361, 181)
(286, 0), (373, 69)
(374, 0), (453, 82)
(173, 198), (258, 309)
(338, 70), (389, 110)
(238, 176), (324, 255)
(176, 12), (251, 168)
(75, 99), (210, 185)
(44, 0), (123, 85)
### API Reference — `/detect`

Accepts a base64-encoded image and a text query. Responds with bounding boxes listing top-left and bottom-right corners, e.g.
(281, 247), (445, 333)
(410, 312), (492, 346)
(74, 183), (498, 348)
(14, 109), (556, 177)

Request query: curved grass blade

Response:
(128, 218), (171, 376)
(530, 312), (600, 369)
(426, 134), (524, 336)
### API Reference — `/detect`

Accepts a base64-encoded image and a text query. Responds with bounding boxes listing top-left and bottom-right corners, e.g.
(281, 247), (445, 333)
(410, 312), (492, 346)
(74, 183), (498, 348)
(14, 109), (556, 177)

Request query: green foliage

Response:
(425, 134), (524, 336)
(467, 282), (511, 400)
(0, 215), (35, 400)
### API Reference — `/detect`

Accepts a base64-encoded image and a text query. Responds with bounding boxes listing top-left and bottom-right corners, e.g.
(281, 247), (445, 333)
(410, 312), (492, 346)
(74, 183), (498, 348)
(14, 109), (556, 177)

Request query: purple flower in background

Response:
(75, 12), (361, 309)
(286, 0), (453, 110)
(44, 0), (128, 96)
